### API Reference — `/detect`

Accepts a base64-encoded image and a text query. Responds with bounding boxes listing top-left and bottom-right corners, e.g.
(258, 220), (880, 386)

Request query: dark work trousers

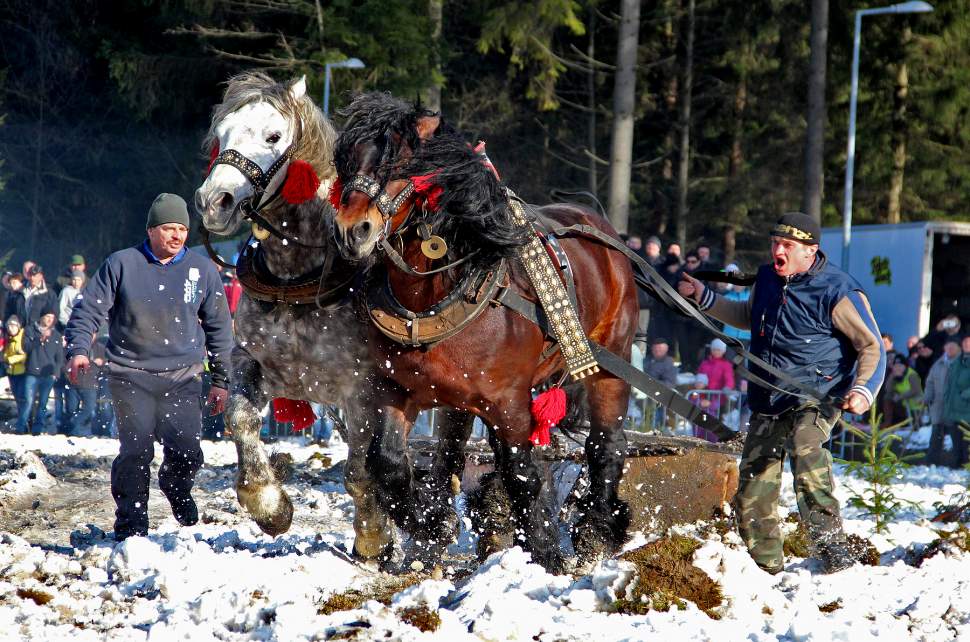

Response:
(106, 362), (204, 534)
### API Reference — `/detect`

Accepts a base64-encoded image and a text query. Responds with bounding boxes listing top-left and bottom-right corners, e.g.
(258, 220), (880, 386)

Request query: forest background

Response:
(0, 0), (967, 272)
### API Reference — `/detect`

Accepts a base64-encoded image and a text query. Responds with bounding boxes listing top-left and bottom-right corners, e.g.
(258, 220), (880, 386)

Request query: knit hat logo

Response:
(184, 267), (201, 304)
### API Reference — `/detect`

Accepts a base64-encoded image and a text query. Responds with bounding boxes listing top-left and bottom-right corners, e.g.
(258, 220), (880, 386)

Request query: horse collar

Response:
(236, 244), (352, 308)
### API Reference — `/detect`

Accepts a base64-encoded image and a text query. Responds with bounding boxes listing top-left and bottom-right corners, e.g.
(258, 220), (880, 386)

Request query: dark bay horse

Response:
(330, 93), (639, 571)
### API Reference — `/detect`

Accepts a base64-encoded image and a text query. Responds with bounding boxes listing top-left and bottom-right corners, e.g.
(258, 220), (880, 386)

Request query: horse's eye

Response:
(266, 133), (281, 144)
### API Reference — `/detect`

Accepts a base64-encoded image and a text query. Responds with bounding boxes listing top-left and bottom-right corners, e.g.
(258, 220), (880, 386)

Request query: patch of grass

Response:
(783, 523), (811, 559)
(818, 599), (842, 612)
(846, 534), (880, 567)
(308, 452), (333, 468)
(398, 605), (441, 632)
(916, 524), (970, 567)
(317, 575), (422, 615)
(612, 535), (722, 619)
(17, 587), (53, 605)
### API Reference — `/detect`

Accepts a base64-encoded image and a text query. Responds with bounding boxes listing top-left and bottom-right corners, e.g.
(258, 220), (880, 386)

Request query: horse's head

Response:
(195, 72), (336, 237)
(331, 93), (440, 261)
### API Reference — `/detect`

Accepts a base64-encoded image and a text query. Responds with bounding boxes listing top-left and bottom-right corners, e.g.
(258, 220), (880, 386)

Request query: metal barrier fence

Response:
(628, 388), (747, 441)
(826, 403), (927, 461)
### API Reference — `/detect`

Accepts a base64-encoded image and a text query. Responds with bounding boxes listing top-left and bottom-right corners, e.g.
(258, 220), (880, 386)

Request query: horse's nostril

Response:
(218, 192), (235, 210)
(351, 220), (373, 245)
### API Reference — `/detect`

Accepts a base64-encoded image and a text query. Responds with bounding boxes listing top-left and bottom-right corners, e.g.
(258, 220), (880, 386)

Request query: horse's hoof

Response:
(238, 483), (294, 536)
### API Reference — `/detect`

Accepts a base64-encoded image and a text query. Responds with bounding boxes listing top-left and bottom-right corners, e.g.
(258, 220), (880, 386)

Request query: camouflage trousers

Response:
(735, 404), (845, 571)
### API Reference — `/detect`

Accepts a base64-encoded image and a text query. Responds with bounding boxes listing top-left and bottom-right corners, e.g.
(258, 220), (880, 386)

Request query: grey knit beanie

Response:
(147, 193), (190, 229)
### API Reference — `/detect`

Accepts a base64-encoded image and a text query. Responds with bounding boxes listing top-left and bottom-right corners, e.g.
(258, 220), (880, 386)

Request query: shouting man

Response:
(65, 193), (233, 540)
(678, 212), (885, 574)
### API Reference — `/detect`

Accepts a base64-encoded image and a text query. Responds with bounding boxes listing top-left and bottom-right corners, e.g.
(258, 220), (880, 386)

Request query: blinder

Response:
(210, 144), (293, 213)
(342, 173), (416, 231)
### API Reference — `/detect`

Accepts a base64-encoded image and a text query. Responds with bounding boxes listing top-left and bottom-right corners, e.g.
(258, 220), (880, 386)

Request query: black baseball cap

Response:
(771, 212), (820, 245)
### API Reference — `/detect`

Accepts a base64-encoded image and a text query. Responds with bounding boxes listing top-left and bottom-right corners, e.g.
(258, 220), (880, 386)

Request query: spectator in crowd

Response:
(674, 251), (705, 370)
(58, 270), (85, 330)
(636, 236), (664, 351)
(881, 333), (897, 365)
(65, 192), (232, 540)
(644, 336), (679, 387)
(941, 335), (970, 469)
(690, 372), (717, 441)
(644, 236), (662, 264)
(697, 338), (735, 415)
(696, 243), (718, 271)
(881, 354), (923, 428)
(912, 340), (936, 383)
(624, 234), (647, 259)
(667, 243), (682, 261)
(92, 335), (115, 437)
(875, 332), (898, 414)
(63, 331), (102, 436)
(649, 253), (683, 346)
(21, 261), (35, 282)
(3, 315), (27, 429)
(56, 254), (87, 291)
(223, 269), (243, 317)
(923, 313), (963, 358)
(925, 338), (960, 466)
(17, 310), (64, 435)
(11, 265), (57, 328)
(2, 273), (25, 325)
(623, 235), (651, 353)
(905, 335), (920, 364)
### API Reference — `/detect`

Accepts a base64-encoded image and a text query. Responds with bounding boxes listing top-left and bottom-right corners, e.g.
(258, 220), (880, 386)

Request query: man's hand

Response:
(67, 355), (90, 386)
(206, 386), (229, 416)
(677, 273), (706, 304)
(842, 390), (871, 415)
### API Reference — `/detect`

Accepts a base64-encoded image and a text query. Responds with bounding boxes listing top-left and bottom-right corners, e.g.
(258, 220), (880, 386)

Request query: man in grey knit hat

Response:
(65, 193), (233, 540)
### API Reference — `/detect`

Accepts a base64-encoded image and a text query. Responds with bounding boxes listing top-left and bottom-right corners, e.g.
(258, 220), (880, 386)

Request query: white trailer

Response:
(820, 221), (970, 345)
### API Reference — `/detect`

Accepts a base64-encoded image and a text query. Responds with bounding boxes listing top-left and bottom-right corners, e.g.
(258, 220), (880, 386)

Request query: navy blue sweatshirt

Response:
(64, 241), (233, 388)
(23, 323), (65, 378)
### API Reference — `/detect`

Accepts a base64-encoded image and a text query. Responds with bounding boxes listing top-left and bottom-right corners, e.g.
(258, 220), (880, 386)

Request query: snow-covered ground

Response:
(0, 433), (968, 641)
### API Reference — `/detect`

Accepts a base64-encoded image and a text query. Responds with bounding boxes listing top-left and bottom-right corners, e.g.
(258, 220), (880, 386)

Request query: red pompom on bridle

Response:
(328, 177), (344, 210)
(411, 172), (444, 212)
(206, 142), (219, 175)
(281, 159), (321, 204)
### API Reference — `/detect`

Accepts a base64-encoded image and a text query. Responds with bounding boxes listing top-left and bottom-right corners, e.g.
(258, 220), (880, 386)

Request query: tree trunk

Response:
(607, 0), (641, 235)
(887, 25), (911, 224)
(657, 0), (678, 237)
(674, 0), (694, 249)
(802, 0), (828, 223)
(724, 71), (747, 266)
(587, 10), (598, 198)
(425, 0), (443, 112)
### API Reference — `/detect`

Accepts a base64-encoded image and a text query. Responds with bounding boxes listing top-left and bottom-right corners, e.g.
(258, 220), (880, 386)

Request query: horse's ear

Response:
(289, 75), (307, 100)
(415, 114), (440, 141)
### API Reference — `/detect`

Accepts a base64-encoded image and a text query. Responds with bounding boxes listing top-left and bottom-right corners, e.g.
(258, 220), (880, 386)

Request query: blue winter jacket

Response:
(700, 251), (885, 415)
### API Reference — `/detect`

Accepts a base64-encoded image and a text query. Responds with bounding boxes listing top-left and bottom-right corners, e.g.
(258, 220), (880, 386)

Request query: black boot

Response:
(165, 490), (199, 527)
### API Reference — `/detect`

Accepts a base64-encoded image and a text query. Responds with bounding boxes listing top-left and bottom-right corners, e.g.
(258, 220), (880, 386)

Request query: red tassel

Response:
(281, 159), (321, 204)
(411, 172), (444, 212)
(272, 398), (317, 432)
(529, 387), (567, 447)
(206, 142), (219, 175)
(473, 141), (501, 180)
(328, 177), (344, 210)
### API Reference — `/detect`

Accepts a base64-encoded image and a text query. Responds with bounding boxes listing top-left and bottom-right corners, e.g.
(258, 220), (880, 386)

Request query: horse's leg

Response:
(364, 397), (463, 567)
(490, 402), (566, 573)
(343, 403), (395, 563)
(226, 348), (294, 536)
(572, 374), (631, 564)
(466, 426), (514, 560)
(429, 408), (475, 496)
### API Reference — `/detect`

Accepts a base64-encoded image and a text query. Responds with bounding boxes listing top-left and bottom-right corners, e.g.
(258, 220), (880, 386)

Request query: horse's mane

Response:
(335, 92), (529, 264)
(204, 71), (337, 183)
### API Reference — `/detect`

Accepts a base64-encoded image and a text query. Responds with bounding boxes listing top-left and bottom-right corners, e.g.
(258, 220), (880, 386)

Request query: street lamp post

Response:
(841, 1), (933, 271)
(323, 58), (366, 116)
